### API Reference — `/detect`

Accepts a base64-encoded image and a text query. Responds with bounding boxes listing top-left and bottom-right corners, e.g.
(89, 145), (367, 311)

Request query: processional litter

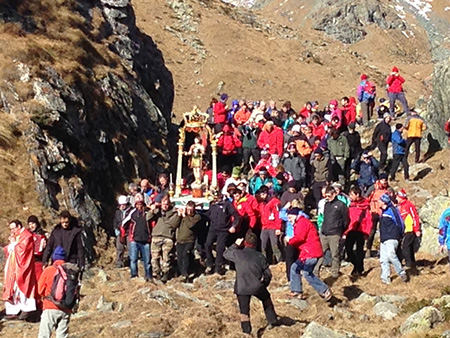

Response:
(170, 107), (218, 207)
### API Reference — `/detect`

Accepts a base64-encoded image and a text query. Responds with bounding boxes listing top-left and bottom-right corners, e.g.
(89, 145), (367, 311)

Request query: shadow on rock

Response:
(256, 317), (306, 338)
(343, 285), (364, 301)
(413, 167), (433, 181)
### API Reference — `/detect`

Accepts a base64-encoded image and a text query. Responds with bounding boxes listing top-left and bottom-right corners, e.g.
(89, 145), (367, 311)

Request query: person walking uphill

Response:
(397, 189), (421, 269)
(371, 113), (392, 170)
(314, 186), (349, 279)
(438, 206), (450, 272)
(404, 110), (427, 163)
(386, 66), (409, 117)
(123, 193), (153, 282)
(38, 246), (71, 338)
(204, 191), (240, 275)
(176, 201), (201, 283)
(285, 208), (332, 301)
(390, 123), (409, 181)
(148, 195), (181, 282)
(42, 211), (84, 269)
(224, 233), (279, 335)
(378, 193), (408, 284)
(357, 74), (376, 126)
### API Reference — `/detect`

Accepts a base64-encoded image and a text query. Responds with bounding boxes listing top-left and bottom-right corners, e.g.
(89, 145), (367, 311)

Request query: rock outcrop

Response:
(0, 0), (174, 260)
(310, 0), (406, 44)
(419, 195), (450, 255)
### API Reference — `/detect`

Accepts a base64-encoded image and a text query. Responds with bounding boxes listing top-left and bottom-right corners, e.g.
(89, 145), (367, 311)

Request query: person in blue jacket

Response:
(438, 207), (450, 271)
(390, 123), (409, 181)
(379, 193), (408, 284)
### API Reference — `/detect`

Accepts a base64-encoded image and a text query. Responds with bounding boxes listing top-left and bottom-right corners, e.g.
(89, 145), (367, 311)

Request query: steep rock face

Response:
(0, 0), (174, 261)
(310, 0), (406, 44)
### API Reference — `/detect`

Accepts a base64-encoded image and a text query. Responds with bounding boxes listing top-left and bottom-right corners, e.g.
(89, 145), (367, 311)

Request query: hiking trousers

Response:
(402, 232), (417, 267)
(151, 237), (173, 276)
(390, 154), (409, 180)
(237, 288), (278, 334)
(380, 239), (405, 282)
(315, 235), (341, 277)
(38, 309), (70, 338)
(388, 91), (409, 116)
(290, 258), (329, 295)
(377, 141), (389, 169)
(360, 101), (373, 126)
(406, 137), (421, 163)
(205, 228), (229, 271)
(345, 231), (365, 274)
(260, 229), (281, 263)
(176, 241), (195, 277)
(285, 243), (299, 282)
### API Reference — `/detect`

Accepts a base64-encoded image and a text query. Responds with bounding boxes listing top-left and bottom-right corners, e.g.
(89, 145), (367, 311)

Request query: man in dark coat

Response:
(42, 211), (84, 269)
(371, 114), (392, 169)
(224, 232), (278, 334)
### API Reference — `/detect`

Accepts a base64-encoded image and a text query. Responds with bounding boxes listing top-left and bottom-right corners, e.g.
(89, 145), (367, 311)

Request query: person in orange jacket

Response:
(38, 246), (71, 338)
(397, 189), (421, 268)
(404, 110), (427, 163)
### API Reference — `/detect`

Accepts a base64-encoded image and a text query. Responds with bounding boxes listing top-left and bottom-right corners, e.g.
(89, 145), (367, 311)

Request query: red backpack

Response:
(48, 263), (81, 310)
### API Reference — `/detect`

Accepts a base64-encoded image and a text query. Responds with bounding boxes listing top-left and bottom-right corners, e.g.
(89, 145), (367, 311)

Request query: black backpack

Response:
(48, 263), (80, 310)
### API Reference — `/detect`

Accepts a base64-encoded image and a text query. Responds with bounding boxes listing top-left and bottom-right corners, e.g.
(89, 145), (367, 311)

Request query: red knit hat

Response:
(360, 74), (368, 80)
(329, 99), (338, 106)
(397, 189), (407, 198)
(392, 66), (399, 73)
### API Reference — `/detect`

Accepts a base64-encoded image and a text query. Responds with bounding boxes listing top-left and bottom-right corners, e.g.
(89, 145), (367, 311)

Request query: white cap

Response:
(118, 195), (128, 205)
(292, 124), (301, 133)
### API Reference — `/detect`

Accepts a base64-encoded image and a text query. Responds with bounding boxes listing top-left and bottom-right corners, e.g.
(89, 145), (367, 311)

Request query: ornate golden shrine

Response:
(174, 106), (218, 197)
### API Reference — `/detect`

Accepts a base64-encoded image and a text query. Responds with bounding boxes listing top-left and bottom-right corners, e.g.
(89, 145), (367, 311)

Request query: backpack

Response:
(364, 81), (376, 99)
(48, 263), (81, 310)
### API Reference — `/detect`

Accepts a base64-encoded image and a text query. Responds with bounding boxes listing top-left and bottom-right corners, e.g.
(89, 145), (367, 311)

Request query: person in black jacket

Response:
(204, 191), (240, 275)
(371, 114), (392, 169)
(224, 233), (278, 334)
(42, 210), (85, 269)
(314, 186), (348, 278)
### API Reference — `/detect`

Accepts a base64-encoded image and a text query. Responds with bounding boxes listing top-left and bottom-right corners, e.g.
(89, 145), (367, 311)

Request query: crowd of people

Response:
(2, 66), (450, 336)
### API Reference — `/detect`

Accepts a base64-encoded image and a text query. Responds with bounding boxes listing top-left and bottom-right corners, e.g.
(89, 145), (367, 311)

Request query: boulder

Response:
(373, 302), (399, 320)
(100, 0), (129, 7)
(354, 292), (380, 304)
(400, 306), (444, 335)
(213, 280), (234, 290)
(301, 321), (360, 338)
(379, 295), (408, 303)
(442, 330), (450, 338)
(288, 299), (309, 311)
(432, 295), (450, 307)
(419, 195), (450, 229)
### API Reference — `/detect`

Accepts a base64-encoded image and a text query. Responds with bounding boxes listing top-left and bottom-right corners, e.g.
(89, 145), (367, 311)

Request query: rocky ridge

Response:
(0, 0), (174, 256)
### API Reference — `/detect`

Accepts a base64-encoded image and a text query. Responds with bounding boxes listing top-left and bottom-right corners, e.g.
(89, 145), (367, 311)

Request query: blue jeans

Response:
(290, 258), (328, 295)
(380, 239), (405, 281)
(129, 241), (152, 279)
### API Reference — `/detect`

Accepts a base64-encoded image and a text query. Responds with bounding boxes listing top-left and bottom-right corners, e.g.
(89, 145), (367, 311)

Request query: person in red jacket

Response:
(341, 96), (357, 126)
(231, 186), (258, 236)
(309, 114), (326, 140)
(397, 189), (421, 268)
(217, 124), (242, 168)
(256, 186), (282, 263)
(257, 121), (284, 167)
(285, 208), (332, 301)
(214, 93), (229, 132)
(329, 100), (343, 130)
(344, 186), (372, 277)
(298, 101), (312, 119)
(254, 150), (278, 177)
(38, 246), (71, 337)
(386, 66), (409, 117)
(445, 118), (450, 145)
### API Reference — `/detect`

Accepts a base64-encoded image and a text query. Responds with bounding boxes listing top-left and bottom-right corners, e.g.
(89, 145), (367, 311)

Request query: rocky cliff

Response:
(0, 0), (174, 260)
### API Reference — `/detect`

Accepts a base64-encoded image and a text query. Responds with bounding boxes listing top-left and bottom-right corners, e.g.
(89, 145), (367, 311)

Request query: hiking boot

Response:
(205, 267), (214, 275)
(181, 275), (190, 283)
(400, 274), (409, 283)
(145, 277), (154, 283)
(18, 312), (30, 321)
(215, 267), (226, 276)
(381, 278), (391, 285)
(161, 272), (169, 283)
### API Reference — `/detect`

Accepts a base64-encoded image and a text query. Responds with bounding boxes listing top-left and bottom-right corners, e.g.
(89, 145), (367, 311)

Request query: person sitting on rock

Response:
(223, 233), (279, 335)
(378, 193), (408, 284)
